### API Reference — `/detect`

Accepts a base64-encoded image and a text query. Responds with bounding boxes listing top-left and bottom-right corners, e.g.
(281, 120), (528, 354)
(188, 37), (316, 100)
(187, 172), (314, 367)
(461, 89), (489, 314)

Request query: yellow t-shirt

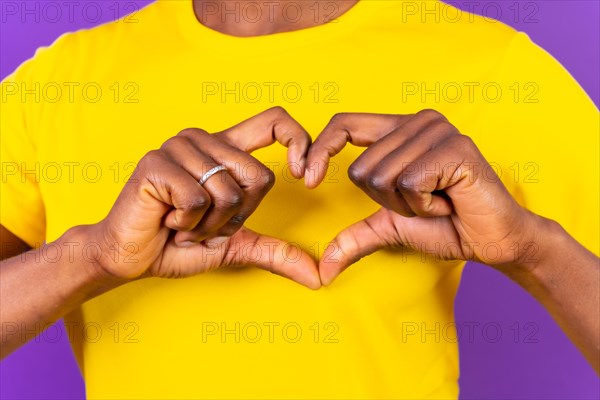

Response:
(1, 1), (598, 399)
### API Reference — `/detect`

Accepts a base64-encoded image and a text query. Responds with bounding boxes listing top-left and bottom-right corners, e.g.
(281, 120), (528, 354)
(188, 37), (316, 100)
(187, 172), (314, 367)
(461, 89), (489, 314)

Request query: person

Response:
(1, 0), (598, 398)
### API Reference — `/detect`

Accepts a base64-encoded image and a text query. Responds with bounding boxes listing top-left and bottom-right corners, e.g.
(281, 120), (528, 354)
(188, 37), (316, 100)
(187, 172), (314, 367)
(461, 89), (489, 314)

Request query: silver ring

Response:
(199, 165), (227, 185)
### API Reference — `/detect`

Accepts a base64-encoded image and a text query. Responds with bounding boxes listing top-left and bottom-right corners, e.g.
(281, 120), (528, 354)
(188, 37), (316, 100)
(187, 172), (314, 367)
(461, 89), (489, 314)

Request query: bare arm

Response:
(0, 225), (123, 358)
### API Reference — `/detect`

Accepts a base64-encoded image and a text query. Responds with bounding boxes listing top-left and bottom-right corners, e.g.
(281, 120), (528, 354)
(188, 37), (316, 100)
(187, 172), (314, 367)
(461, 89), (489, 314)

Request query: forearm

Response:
(496, 215), (600, 373)
(0, 225), (126, 359)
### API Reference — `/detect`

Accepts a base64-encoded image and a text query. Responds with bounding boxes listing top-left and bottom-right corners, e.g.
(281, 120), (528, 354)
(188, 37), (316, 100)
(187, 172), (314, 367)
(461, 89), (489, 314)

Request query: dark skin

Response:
(194, 0), (360, 37)
(305, 110), (600, 373)
(0, 107), (321, 359)
(1, 0), (598, 376)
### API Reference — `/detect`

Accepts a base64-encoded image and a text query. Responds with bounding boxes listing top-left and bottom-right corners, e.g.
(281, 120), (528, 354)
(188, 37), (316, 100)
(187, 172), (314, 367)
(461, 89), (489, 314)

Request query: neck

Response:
(193, 0), (360, 37)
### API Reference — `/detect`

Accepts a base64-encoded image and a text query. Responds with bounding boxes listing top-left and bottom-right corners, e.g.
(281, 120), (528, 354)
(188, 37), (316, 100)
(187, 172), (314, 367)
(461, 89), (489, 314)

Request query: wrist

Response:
(60, 225), (132, 294)
(502, 210), (565, 276)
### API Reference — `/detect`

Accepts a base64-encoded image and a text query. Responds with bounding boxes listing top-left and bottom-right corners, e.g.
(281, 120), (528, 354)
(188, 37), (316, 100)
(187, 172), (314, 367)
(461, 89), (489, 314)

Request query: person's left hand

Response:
(305, 109), (543, 285)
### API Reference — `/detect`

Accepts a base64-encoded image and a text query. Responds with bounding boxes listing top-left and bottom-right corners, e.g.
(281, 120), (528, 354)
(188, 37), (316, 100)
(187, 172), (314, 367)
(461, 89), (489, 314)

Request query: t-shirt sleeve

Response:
(474, 32), (599, 256)
(0, 50), (52, 247)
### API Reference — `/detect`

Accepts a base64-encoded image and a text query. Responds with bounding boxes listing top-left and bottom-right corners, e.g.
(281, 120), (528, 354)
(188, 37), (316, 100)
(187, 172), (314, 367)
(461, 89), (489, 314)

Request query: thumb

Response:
(320, 209), (395, 286)
(217, 228), (321, 290)
(320, 208), (460, 285)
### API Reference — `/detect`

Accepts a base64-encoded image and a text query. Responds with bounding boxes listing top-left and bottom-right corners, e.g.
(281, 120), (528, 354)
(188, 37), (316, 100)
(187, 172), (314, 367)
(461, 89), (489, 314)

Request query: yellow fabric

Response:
(1, 1), (598, 398)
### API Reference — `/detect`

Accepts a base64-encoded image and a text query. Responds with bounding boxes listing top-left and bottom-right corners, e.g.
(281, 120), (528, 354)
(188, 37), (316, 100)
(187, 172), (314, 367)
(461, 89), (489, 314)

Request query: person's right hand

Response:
(85, 107), (321, 289)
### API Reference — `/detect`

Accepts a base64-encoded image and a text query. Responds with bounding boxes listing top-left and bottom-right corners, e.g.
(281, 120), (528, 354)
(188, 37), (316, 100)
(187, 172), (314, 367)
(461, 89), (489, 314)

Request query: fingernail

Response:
(297, 158), (306, 177)
(320, 275), (334, 287)
(290, 161), (304, 179)
(319, 267), (337, 286)
(304, 171), (315, 189)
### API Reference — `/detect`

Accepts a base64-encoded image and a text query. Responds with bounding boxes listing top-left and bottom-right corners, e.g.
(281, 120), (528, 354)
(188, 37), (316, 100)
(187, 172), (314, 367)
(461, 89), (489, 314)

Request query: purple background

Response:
(1, 1), (598, 399)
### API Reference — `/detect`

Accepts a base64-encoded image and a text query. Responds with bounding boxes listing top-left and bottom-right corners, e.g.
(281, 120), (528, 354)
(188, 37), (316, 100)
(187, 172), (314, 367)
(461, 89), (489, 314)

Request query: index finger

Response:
(214, 106), (311, 178)
(305, 113), (410, 188)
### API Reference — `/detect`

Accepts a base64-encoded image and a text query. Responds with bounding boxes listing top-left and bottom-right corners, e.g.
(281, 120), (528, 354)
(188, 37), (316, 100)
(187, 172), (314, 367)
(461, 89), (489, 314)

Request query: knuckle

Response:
(417, 108), (446, 121)
(330, 112), (348, 126)
(178, 128), (208, 139)
(267, 106), (289, 119)
(428, 119), (452, 132)
(138, 150), (164, 169)
(251, 163), (275, 193)
(179, 196), (210, 213)
(365, 172), (392, 192)
(424, 120), (457, 142)
(392, 114), (407, 124)
(348, 163), (367, 186)
(160, 136), (187, 151)
(213, 192), (243, 210)
(256, 167), (276, 190)
(449, 133), (475, 149)
(397, 172), (421, 193)
(460, 133), (475, 146)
